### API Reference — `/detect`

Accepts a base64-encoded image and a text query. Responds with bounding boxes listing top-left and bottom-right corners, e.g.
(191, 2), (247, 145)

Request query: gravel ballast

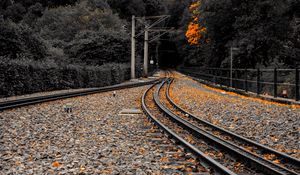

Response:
(170, 72), (300, 159)
(0, 85), (195, 174)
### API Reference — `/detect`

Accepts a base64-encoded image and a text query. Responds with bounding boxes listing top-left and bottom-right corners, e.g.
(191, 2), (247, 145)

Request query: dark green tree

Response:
(0, 20), (46, 60)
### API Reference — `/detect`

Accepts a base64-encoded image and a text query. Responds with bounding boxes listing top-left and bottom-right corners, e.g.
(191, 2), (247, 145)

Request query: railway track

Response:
(0, 79), (159, 111)
(166, 78), (300, 174)
(142, 77), (300, 174)
(143, 117), (209, 174)
(142, 80), (237, 175)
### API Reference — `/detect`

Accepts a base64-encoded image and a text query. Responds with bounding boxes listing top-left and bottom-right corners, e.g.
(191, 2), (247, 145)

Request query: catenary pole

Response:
(144, 28), (149, 77)
(131, 15), (136, 79)
(230, 47), (233, 87)
(156, 43), (159, 70)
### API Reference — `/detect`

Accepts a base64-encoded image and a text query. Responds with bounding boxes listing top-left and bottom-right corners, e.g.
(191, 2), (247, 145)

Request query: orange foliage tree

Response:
(185, 1), (207, 46)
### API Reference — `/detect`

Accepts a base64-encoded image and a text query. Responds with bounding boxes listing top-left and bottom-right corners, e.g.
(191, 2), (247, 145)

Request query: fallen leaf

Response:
(160, 157), (169, 162)
(80, 165), (85, 172)
(52, 161), (61, 168)
(139, 148), (146, 155)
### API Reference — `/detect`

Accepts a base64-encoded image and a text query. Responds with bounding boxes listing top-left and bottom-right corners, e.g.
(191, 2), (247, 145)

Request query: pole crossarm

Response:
(135, 27), (175, 38)
(135, 28), (175, 40)
(135, 31), (145, 39)
(147, 15), (170, 29)
(149, 28), (175, 43)
(148, 28), (174, 32)
(135, 15), (170, 28)
(135, 15), (171, 20)
(135, 15), (171, 38)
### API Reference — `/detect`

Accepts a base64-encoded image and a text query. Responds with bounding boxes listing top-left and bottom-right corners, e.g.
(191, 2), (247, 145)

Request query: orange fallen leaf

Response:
(100, 169), (111, 173)
(235, 162), (241, 167)
(263, 154), (276, 160)
(173, 165), (185, 170)
(185, 167), (193, 172)
(177, 149), (183, 153)
(270, 136), (279, 142)
(245, 146), (253, 152)
(160, 157), (169, 162)
(52, 161), (61, 168)
(139, 148), (146, 155)
(186, 135), (195, 144)
(15, 160), (22, 166)
(173, 153), (181, 159)
(186, 158), (196, 163)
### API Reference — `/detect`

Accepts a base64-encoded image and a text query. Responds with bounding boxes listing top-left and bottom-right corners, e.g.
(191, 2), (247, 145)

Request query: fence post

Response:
(230, 69), (233, 88)
(235, 70), (238, 89)
(274, 68), (277, 98)
(216, 69), (219, 85)
(257, 68), (260, 95)
(227, 70), (230, 87)
(296, 68), (299, 101)
(244, 69), (248, 92)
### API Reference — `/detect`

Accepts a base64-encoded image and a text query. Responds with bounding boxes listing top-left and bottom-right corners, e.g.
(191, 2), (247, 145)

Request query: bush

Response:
(0, 20), (47, 60)
(66, 30), (130, 65)
(34, 1), (129, 66)
(0, 57), (130, 97)
(36, 1), (126, 43)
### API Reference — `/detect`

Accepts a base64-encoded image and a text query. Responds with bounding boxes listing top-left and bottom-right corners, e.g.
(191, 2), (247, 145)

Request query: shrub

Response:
(66, 30), (130, 65)
(0, 20), (47, 60)
(36, 1), (126, 43)
(0, 57), (130, 97)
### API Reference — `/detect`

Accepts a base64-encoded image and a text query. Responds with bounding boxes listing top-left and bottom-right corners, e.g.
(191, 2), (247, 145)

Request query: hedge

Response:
(0, 59), (131, 97)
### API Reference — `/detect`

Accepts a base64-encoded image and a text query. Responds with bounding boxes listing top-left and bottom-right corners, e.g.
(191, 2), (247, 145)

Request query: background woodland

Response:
(0, 0), (299, 96)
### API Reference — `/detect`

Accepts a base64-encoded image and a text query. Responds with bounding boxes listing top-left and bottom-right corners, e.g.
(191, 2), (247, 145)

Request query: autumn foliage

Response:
(185, 1), (207, 46)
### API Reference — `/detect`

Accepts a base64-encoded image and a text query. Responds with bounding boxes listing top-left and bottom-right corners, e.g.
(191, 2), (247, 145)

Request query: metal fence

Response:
(179, 67), (300, 101)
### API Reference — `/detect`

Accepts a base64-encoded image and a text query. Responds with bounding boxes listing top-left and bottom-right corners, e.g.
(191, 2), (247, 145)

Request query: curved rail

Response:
(166, 79), (300, 165)
(141, 80), (236, 175)
(0, 79), (159, 111)
(161, 78), (299, 175)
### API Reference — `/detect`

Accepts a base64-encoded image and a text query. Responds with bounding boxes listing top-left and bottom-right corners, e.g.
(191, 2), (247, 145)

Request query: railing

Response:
(179, 67), (300, 101)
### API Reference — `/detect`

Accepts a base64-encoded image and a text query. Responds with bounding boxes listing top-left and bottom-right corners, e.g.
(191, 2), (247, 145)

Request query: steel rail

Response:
(155, 79), (298, 175)
(166, 78), (300, 168)
(141, 80), (236, 175)
(0, 79), (159, 111)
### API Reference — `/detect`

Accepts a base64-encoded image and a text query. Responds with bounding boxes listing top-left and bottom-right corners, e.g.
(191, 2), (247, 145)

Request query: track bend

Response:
(162, 78), (300, 175)
(142, 80), (237, 175)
